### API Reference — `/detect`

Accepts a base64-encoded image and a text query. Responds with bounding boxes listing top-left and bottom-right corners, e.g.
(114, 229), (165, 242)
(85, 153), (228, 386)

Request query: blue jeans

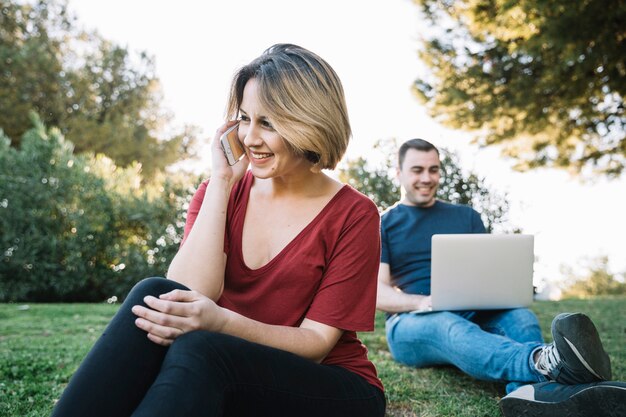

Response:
(386, 308), (547, 393)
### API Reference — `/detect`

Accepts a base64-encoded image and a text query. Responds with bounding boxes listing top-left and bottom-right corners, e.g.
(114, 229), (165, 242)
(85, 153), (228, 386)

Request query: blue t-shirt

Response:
(380, 200), (486, 295)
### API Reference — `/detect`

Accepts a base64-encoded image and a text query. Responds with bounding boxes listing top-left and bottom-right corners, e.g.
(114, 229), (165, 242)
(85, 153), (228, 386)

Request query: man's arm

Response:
(376, 263), (431, 313)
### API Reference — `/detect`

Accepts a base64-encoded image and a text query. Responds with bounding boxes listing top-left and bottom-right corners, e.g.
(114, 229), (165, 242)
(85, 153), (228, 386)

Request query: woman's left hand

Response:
(131, 289), (229, 346)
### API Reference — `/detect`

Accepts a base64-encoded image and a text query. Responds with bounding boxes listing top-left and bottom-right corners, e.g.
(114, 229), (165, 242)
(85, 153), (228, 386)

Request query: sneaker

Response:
(534, 312), (612, 384)
(499, 381), (626, 417)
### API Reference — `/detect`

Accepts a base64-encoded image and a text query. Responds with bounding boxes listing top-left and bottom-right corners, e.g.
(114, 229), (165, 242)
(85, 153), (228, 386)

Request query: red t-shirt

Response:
(183, 171), (383, 391)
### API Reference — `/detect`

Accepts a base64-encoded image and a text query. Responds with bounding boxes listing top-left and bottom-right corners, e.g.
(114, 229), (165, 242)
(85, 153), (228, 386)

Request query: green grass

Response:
(1, 298), (624, 417)
(0, 303), (118, 417)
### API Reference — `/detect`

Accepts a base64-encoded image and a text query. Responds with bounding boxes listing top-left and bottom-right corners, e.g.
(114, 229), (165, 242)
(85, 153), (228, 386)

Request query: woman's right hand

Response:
(132, 289), (230, 346)
(210, 121), (250, 186)
(167, 122), (244, 297)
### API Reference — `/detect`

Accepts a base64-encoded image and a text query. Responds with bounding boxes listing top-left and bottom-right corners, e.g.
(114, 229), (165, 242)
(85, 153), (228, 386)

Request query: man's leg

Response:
(385, 311), (545, 385)
(132, 331), (386, 417)
(534, 313), (612, 384)
(474, 308), (545, 392)
(475, 308), (544, 344)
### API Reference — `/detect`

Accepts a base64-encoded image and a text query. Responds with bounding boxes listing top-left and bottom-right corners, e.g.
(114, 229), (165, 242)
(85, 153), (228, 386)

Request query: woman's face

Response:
(238, 78), (309, 179)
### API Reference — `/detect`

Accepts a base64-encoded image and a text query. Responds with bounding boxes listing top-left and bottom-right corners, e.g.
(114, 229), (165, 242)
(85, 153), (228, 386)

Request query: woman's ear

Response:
(304, 151), (321, 165)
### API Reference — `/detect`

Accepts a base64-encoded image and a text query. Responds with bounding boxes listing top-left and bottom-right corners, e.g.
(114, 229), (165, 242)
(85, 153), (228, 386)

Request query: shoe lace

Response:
(535, 343), (561, 376)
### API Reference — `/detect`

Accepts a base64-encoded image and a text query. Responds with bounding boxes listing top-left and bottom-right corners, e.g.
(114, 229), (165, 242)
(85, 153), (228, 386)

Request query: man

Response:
(377, 139), (625, 416)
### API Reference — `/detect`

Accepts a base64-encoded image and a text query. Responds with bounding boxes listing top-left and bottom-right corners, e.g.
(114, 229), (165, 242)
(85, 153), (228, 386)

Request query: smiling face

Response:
(226, 44), (351, 171)
(238, 78), (309, 179)
(398, 148), (441, 207)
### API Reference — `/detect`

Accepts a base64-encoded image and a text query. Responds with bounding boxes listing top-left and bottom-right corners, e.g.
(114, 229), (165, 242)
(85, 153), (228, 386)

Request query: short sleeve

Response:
(471, 208), (487, 234)
(305, 199), (381, 332)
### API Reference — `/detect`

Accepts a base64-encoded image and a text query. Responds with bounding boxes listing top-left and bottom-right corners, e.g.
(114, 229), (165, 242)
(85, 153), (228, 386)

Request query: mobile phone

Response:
(220, 123), (245, 165)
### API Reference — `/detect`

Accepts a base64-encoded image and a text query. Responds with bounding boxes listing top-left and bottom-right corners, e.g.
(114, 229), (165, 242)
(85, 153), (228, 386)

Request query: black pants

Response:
(51, 277), (386, 417)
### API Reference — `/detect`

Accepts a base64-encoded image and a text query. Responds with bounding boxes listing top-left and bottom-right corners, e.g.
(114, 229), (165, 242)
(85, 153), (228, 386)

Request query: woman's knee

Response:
(124, 277), (189, 303)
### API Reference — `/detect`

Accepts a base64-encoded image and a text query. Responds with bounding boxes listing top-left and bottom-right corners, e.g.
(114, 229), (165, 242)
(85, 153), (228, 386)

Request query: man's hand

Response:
(377, 263), (434, 313)
(414, 295), (432, 312)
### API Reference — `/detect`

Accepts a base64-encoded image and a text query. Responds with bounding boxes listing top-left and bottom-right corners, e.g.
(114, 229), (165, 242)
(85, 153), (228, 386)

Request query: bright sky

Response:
(67, 0), (626, 292)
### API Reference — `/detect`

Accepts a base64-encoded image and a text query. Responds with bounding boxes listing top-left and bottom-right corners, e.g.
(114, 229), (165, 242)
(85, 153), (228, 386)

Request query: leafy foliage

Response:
(339, 138), (516, 232)
(0, 115), (199, 302)
(561, 256), (626, 298)
(338, 138), (400, 212)
(412, 0), (626, 177)
(0, 0), (197, 176)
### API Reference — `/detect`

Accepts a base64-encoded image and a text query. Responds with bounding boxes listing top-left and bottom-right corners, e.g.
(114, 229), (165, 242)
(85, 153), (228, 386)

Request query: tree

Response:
(0, 0), (68, 141)
(338, 139), (400, 212)
(62, 38), (198, 177)
(412, 0), (626, 177)
(0, 0), (197, 176)
(338, 138), (516, 232)
(561, 256), (626, 298)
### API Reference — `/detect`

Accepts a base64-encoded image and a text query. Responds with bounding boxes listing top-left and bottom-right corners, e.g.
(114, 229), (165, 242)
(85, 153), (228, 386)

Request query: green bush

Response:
(561, 256), (626, 299)
(0, 116), (198, 301)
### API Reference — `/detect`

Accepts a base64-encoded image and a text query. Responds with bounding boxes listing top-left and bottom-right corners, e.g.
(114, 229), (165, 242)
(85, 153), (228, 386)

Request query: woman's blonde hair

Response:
(226, 44), (351, 170)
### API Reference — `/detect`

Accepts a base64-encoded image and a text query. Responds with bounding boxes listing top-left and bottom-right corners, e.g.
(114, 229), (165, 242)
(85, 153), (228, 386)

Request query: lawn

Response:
(1, 297), (624, 417)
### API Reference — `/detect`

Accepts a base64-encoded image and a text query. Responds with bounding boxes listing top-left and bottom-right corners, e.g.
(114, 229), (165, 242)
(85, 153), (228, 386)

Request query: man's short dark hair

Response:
(398, 139), (440, 169)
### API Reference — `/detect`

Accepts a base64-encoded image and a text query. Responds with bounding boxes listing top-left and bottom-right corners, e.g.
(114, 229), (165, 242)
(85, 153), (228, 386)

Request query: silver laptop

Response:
(417, 234), (534, 312)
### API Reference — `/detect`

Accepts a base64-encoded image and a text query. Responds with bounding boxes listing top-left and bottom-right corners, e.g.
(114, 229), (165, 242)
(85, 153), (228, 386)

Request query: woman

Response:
(51, 44), (385, 417)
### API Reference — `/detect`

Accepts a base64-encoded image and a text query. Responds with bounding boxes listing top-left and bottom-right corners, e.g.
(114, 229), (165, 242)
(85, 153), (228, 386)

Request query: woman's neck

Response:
(255, 171), (340, 199)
